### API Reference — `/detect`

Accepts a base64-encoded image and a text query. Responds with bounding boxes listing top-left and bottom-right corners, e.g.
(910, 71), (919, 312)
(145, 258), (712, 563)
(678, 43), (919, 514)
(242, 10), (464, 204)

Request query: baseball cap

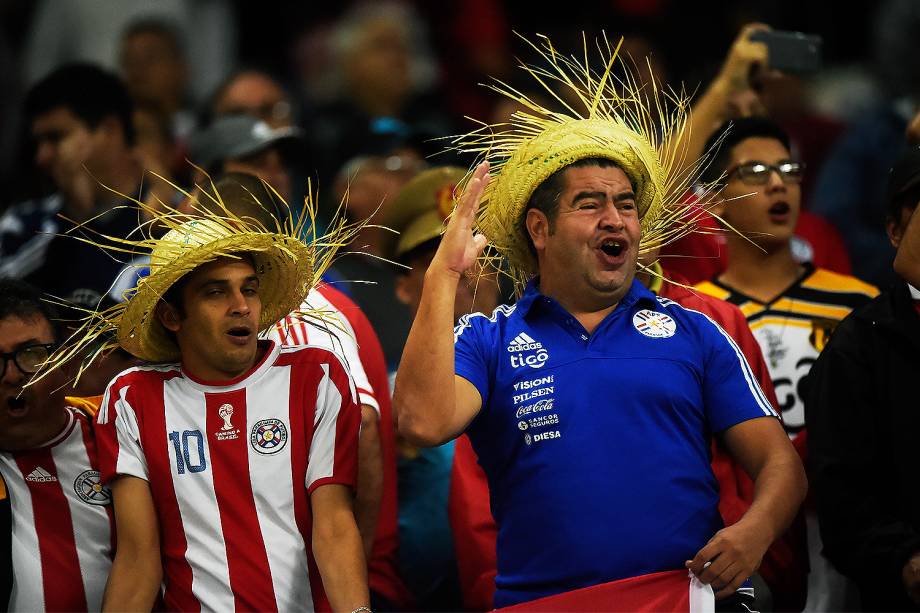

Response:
(383, 166), (467, 260)
(189, 114), (303, 170)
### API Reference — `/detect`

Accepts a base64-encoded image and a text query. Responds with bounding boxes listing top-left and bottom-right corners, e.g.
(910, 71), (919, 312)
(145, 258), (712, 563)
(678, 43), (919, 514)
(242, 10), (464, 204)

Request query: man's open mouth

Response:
(599, 239), (625, 257)
(769, 202), (791, 216)
(6, 394), (28, 418)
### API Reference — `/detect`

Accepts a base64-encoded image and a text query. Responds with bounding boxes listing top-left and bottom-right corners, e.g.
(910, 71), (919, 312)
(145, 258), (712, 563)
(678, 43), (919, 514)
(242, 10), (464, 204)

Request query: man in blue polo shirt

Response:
(393, 36), (806, 610)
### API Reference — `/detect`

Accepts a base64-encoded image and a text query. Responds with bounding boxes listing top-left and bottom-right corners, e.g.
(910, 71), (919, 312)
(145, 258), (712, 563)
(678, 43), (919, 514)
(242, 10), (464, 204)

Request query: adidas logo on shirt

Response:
(507, 332), (543, 352)
(25, 467), (57, 483)
(507, 332), (550, 369)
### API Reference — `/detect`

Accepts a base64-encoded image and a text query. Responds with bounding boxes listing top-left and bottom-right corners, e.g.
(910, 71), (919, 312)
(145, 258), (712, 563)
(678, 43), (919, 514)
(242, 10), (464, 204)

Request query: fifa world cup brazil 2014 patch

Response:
(74, 470), (112, 506)
(250, 418), (289, 455)
(632, 309), (677, 338)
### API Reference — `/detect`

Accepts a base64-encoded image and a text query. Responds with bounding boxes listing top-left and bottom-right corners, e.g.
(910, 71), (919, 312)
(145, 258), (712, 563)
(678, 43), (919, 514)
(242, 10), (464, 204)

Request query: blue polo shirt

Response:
(454, 278), (776, 607)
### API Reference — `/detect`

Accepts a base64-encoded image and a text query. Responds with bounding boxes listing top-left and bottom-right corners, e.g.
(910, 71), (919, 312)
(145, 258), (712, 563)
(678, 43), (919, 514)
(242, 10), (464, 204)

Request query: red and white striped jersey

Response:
(269, 283), (412, 607)
(266, 287), (379, 414)
(0, 406), (113, 612)
(95, 341), (361, 612)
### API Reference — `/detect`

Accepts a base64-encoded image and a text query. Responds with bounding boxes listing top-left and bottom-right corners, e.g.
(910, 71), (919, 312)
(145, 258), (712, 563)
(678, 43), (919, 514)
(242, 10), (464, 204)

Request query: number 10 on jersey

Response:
(169, 430), (208, 474)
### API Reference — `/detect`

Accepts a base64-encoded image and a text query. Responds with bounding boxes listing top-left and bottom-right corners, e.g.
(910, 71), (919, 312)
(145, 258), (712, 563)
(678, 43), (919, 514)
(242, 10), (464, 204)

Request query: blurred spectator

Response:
(304, 1), (452, 186)
(199, 172), (412, 612)
(328, 151), (425, 369)
(0, 279), (113, 611)
(210, 69), (296, 130)
(806, 145), (920, 611)
(384, 167), (502, 610)
(118, 18), (195, 143)
(696, 117), (878, 611)
(188, 114), (304, 203)
(24, 0), (236, 104)
(1, 64), (144, 303)
(809, 0), (920, 287)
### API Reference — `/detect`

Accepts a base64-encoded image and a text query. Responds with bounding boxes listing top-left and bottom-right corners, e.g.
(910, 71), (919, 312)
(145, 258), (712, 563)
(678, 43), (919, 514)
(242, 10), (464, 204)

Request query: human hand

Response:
(428, 161), (490, 279)
(716, 23), (771, 96)
(902, 551), (920, 604)
(685, 520), (772, 599)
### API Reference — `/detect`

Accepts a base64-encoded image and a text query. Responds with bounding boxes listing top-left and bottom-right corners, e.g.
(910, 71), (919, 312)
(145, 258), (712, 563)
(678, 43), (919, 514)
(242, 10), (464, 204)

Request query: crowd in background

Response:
(2, 1), (920, 611)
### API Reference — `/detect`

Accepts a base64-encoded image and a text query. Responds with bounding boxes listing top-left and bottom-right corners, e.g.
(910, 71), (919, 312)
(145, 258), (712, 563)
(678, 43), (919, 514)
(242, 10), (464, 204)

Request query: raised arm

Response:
(662, 24), (770, 176)
(102, 476), (162, 612)
(393, 162), (490, 446)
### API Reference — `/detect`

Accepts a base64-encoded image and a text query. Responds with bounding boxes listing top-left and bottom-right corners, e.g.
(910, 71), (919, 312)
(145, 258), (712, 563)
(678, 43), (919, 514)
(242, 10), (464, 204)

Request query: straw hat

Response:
(118, 217), (315, 362)
(451, 34), (714, 290)
(384, 166), (467, 258)
(31, 176), (361, 383)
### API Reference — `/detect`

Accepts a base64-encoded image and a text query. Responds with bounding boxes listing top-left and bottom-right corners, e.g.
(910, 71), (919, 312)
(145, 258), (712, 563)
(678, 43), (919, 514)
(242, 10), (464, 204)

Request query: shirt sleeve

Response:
(270, 310), (380, 414)
(453, 314), (492, 403)
(95, 379), (149, 484)
(698, 314), (778, 432)
(306, 352), (361, 493)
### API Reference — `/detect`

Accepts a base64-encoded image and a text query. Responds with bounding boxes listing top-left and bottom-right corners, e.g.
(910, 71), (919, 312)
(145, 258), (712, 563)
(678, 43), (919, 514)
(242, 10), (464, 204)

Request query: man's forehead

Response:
(188, 256), (258, 281)
(31, 107), (84, 133)
(562, 164), (634, 192)
(731, 136), (791, 161)
(0, 315), (53, 349)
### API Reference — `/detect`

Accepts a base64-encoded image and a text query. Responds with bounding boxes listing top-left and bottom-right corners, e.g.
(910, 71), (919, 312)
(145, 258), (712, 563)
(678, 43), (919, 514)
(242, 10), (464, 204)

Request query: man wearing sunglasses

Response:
(696, 116), (878, 610)
(0, 279), (113, 611)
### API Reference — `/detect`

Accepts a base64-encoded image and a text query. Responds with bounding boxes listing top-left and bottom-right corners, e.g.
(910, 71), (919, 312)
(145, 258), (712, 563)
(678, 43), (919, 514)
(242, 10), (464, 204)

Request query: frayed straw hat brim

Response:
(119, 233), (314, 362)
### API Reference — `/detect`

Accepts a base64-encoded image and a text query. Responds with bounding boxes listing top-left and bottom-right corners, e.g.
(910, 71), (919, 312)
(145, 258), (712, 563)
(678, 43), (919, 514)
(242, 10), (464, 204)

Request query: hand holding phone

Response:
(748, 30), (822, 75)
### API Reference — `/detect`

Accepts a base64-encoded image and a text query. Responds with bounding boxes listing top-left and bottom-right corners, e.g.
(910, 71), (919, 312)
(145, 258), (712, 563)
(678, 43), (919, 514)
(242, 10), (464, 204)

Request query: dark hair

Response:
(889, 183), (920, 224)
(121, 17), (185, 57)
(198, 172), (290, 228)
(522, 157), (624, 257)
(0, 279), (61, 343)
(24, 63), (136, 146)
(700, 117), (792, 186)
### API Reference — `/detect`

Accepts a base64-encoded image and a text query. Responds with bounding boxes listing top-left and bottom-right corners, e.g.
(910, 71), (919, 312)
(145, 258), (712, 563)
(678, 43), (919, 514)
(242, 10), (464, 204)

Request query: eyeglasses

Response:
(726, 161), (805, 185)
(1, 344), (55, 376)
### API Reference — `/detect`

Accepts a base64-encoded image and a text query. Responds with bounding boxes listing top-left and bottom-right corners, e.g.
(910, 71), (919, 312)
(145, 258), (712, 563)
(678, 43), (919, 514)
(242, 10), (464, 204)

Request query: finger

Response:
(713, 571), (746, 600)
(459, 162), (490, 210)
(698, 556), (731, 585)
(708, 561), (740, 590)
(686, 538), (721, 575)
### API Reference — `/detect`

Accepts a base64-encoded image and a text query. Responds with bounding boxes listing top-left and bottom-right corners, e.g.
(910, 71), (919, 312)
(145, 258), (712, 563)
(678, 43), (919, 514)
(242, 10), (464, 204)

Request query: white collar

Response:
(909, 284), (920, 300)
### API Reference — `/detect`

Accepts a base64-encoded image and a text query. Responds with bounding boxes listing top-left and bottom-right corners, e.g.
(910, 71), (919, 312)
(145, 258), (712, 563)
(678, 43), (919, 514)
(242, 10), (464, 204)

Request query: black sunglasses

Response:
(1, 343), (55, 375)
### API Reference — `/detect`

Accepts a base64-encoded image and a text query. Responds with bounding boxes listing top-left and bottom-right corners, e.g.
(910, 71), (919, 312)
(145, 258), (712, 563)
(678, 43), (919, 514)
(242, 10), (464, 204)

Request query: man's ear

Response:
(525, 208), (550, 252)
(96, 115), (126, 146)
(156, 301), (182, 333)
(394, 274), (412, 306)
(709, 190), (728, 221)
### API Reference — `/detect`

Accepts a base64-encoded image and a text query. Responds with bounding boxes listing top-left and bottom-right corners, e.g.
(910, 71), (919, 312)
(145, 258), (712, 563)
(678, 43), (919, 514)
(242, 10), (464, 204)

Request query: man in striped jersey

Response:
(93, 210), (370, 611)
(0, 279), (113, 611)
(695, 116), (879, 610)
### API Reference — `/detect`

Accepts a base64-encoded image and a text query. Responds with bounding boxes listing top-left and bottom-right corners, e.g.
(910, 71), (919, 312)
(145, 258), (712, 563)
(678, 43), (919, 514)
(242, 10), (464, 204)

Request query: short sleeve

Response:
(453, 314), (492, 403)
(698, 314), (778, 432)
(96, 379), (149, 483)
(269, 300), (380, 414)
(306, 354), (361, 492)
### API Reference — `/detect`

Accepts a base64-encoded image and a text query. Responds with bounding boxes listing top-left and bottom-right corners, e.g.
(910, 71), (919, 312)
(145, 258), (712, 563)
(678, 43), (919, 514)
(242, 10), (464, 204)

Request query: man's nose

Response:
(0, 358), (26, 386)
(229, 289), (251, 315)
(599, 203), (626, 231)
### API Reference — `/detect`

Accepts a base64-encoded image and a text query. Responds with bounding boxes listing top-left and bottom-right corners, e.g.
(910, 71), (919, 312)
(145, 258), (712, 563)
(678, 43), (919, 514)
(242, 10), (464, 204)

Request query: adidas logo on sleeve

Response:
(25, 467), (57, 483)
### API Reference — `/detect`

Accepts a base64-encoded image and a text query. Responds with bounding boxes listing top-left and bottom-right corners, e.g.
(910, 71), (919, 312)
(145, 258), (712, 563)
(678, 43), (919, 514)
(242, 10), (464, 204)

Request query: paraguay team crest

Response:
(633, 309), (677, 338)
(74, 470), (112, 506)
(250, 418), (289, 455)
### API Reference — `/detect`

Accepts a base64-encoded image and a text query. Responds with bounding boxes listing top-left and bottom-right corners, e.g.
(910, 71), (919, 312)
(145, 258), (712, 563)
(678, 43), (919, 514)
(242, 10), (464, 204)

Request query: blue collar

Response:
(515, 277), (658, 319)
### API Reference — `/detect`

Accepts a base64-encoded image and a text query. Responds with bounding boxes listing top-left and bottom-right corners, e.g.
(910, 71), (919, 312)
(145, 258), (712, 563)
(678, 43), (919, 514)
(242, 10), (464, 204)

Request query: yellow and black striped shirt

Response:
(696, 265), (878, 434)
